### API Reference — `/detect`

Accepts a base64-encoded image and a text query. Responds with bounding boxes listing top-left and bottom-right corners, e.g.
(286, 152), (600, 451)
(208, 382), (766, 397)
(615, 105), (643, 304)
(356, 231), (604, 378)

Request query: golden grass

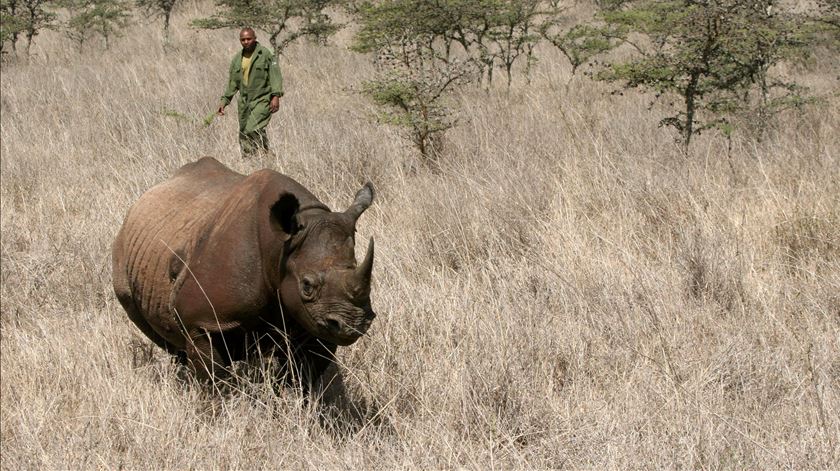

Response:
(1, 6), (838, 469)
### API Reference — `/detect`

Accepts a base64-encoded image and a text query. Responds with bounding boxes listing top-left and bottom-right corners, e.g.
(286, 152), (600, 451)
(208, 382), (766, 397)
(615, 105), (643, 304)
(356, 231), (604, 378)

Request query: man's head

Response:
(239, 28), (256, 53)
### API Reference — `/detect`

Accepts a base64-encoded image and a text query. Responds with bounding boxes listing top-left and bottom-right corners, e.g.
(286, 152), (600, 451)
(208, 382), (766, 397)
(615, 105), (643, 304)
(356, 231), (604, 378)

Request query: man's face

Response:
(240, 30), (256, 53)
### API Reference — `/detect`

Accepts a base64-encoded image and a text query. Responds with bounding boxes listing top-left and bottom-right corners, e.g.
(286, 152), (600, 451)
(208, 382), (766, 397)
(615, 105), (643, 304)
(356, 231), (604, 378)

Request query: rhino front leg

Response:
(286, 337), (337, 393)
(250, 329), (336, 393)
(184, 328), (235, 383)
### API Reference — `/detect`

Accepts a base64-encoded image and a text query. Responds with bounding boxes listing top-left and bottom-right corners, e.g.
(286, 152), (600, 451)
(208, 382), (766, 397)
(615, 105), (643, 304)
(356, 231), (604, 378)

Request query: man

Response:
(217, 28), (283, 156)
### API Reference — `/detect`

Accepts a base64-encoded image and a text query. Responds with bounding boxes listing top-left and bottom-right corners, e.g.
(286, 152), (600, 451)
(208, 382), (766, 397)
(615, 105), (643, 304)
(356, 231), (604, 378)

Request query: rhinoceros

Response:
(112, 157), (377, 387)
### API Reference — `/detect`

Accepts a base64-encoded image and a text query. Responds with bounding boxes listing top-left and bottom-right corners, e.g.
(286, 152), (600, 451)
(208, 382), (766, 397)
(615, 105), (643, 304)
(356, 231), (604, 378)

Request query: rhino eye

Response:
(300, 275), (318, 301)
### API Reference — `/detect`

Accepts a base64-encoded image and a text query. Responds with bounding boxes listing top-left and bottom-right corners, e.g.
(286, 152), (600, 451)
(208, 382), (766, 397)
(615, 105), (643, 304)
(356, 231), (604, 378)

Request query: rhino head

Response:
(276, 183), (377, 346)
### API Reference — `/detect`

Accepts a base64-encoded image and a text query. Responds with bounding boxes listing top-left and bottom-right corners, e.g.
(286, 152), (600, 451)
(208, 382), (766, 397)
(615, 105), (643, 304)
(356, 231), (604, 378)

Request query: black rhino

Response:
(112, 157), (377, 387)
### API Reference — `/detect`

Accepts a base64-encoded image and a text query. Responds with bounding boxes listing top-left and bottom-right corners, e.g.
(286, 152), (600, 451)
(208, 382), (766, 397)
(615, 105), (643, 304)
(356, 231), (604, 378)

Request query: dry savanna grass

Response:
(1, 3), (839, 469)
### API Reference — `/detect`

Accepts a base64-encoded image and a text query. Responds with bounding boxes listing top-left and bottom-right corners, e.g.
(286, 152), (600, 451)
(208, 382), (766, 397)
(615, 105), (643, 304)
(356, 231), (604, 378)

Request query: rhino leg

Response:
(295, 338), (338, 389)
(115, 290), (182, 358)
(184, 327), (240, 382)
(257, 332), (336, 393)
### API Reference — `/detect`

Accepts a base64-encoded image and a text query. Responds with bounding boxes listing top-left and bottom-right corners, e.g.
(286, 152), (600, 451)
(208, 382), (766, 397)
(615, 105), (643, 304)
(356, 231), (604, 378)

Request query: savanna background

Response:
(1, 0), (838, 468)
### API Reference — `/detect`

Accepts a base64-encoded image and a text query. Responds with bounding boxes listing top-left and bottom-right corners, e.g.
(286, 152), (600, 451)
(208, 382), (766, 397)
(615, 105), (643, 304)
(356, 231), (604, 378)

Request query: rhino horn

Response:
(345, 182), (375, 222)
(355, 237), (375, 287)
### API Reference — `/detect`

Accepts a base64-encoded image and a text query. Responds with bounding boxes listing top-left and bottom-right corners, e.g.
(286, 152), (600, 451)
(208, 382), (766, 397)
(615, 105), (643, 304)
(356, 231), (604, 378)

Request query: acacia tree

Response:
(14, 0), (56, 56)
(540, 18), (613, 80)
(1, 0), (26, 54)
(136, 0), (178, 47)
(62, 0), (92, 49)
(61, 0), (131, 50)
(352, 0), (477, 160)
(596, 0), (813, 151)
(728, 1), (814, 135)
(434, 0), (546, 87)
(486, 0), (542, 88)
(363, 43), (475, 160)
(374, 0), (544, 88)
(192, 0), (342, 56)
(434, 0), (497, 84)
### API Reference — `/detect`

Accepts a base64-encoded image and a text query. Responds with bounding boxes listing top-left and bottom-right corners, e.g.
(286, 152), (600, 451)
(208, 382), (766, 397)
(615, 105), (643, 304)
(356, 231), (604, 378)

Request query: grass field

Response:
(1, 4), (838, 468)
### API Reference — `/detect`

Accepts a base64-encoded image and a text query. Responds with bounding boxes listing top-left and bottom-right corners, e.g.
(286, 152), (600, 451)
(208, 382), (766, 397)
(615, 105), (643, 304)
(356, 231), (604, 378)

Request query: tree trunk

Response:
(525, 44), (534, 86)
(25, 30), (33, 56)
(683, 70), (700, 152)
(163, 11), (171, 48)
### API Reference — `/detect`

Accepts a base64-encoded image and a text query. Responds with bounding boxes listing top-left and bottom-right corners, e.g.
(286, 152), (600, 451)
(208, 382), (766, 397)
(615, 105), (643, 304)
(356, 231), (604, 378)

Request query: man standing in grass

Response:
(217, 28), (284, 156)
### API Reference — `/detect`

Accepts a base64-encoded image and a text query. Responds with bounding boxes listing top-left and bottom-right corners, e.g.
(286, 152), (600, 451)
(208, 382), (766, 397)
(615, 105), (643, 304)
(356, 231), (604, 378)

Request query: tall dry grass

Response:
(1, 4), (838, 468)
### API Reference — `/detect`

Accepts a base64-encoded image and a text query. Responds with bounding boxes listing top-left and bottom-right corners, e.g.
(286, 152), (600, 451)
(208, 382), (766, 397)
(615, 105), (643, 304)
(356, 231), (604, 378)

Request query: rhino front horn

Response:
(356, 237), (375, 285)
(346, 182), (375, 222)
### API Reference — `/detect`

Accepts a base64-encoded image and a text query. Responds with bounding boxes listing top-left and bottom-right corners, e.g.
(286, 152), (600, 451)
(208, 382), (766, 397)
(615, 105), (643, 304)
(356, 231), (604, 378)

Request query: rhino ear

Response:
(345, 182), (375, 222)
(270, 193), (300, 235)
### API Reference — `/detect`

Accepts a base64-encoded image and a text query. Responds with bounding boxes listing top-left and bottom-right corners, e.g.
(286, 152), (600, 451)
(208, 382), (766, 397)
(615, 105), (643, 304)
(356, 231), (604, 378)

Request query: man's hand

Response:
(269, 96), (280, 113)
(217, 103), (226, 116)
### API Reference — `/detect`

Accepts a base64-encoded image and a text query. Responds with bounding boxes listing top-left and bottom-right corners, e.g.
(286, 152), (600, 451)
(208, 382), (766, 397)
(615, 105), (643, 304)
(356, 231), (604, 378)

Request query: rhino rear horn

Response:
(345, 182), (375, 222)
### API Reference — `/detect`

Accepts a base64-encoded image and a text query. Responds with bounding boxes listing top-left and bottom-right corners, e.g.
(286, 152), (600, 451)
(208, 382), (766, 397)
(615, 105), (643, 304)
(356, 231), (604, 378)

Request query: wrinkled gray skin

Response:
(112, 157), (376, 387)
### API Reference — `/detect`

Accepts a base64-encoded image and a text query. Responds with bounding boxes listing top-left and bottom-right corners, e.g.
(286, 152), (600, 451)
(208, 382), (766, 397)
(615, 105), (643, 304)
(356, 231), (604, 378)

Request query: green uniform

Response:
(221, 43), (284, 155)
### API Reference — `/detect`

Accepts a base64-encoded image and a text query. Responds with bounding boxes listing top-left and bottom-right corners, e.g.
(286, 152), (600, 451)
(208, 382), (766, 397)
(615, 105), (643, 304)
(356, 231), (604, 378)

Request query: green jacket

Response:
(220, 43), (284, 107)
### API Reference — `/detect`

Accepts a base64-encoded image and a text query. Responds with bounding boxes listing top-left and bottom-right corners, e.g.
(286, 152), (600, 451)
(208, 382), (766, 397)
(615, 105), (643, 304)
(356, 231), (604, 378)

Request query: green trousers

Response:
(239, 128), (269, 155)
(238, 94), (272, 156)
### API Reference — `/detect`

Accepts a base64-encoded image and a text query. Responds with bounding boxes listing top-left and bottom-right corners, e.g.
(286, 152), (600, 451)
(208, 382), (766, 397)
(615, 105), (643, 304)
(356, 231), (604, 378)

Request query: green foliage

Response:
(203, 112), (217, 126)
(541, 20), (613, 78)
(353, 0), (478, 160)
(60, 0), (131, 50)
(191, 0), (342, 55)
(814, 0), (840, 29)
(1, 0), (27, 54)
(136, 0), (177, 46)
(361, 68), (469, 160)
(805, 0), (840, 51)
(4, 0), (57, 55)
(363, 77), (447, 130)
(593, 0), (630, 11)
(352, 0), (564, 157)
(61, 0), (91, 48)
(484, 0), (542, 87)
(162, 108), (191, 121)
(441, 0), (545, 87)
(596, 0), (815, 150)
(161, 108), (219, 127)
(354, 0), (547, 87)
(351, 0), (449, 54)
(362, 46), (475, 161)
